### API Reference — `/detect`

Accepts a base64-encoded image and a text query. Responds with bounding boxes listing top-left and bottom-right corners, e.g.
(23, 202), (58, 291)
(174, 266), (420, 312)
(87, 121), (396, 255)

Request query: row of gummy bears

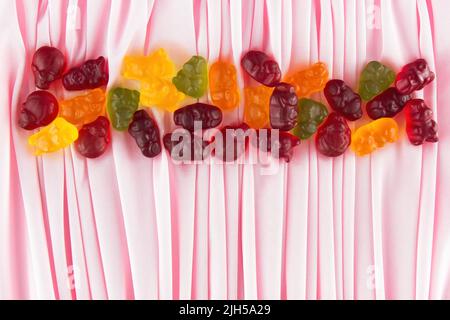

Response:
(18, 46), (438, 162)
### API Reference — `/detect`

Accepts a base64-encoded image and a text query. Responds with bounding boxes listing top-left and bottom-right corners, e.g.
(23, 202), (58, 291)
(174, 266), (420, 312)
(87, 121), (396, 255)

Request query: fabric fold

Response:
(2, 0), (450, 300)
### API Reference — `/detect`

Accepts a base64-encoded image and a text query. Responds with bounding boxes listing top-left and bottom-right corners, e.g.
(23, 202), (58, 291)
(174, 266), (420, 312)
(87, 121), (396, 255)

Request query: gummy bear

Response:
(28, 117), (78, 155)
(59, 88), (106, 128)
(107, 88), (140, 131)
(404, 99), (438, 146)
(241, 50), (281, 87)
(350, 118), (399, 156)
(269, 83), (299, 131)
(140, 78), (185, 112)
(315, 113), (351, 157)
(63, 56), (109, 90)
(209, 61), (240, 110)
(173, 103), (222, 132)
(75, 116), (111, 159)
(395, 59), (435, 95)
(293, 98), (328, 140)
(324, 79), (362, 121)
(32, 46), (66, 89)
(359, 61), (396, 101)
(213, 123), (249, 162)
(366, 87), (411, 120)
(255, 130), (300, 162)
(172, 56), (208, 98)
(284, 62), (329, 98)
(122, 49), (185, 111)
(243, 85), (273, 129)
(128, 110), (162, 158)
(122, 48), (176, 81)
(163, 131), (210, 161)
(19, 91), (59, 130)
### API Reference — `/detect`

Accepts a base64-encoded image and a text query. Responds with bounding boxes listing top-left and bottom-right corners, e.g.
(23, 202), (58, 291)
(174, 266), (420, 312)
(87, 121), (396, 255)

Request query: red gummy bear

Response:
(315, 112), (351, 157)
(241, 50), (281, 87)
(62, 56), (109, 91)
(324, 80), (362, 121)
(404, 99), (438, 146)
(255, 130), (300, 162)
(32, 46), (66, 89)
(395, 59), (435, 95)
(213, 123), (250, 162)
(269, 83), (299, 131)
(128, 110), (162, 158)
(163, 131), (210, 161)
(75, 116), (111, 158)
(173, 103), (223, 132)
(18, 91), (59, 130)
(366, 87), (411, 120)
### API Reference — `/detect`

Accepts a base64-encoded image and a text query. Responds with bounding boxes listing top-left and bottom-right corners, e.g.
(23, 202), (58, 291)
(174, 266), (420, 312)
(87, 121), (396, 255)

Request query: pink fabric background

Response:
(0, 0), (449, 300)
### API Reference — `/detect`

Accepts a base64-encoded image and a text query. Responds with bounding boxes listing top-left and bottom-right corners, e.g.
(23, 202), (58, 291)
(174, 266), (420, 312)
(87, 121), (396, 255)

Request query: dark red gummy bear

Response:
(241, 50), (281, 87)
(128, 110), (162, 158)
(213, 123), (250, 162)
(62, 56), (109, 90)
(32, 46), (66, 89)
(366, 87), (411, 120)
(269, 83), (299, 131)
(75, 116), (111, 159)
(173, 103), (222, 132)
(18, 91), (59, 130)
(404, 99), (438, 146)
(163, 131), (210, 161)
(395, 59), (435, 95)
(324, 80), (362, 121)
(315, 112), (351, 157)
(255, 130), (300, 162)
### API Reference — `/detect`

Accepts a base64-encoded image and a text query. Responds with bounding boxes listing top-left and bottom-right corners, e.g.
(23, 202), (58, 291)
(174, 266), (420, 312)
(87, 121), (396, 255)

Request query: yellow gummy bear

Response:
(28, 117), (79, 155)
(140, 78), (185, 112)
(351, 118), (399, 156)
(122, 48), (176, 82)
(122, 48), (185, 111)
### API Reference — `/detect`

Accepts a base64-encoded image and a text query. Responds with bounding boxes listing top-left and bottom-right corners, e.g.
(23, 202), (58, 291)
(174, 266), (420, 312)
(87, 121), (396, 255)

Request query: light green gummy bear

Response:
(172, 56), (208, 99)
(107, 87), (140, 131)
(359, 61), (396, 101)
(292, 98), (328, 140)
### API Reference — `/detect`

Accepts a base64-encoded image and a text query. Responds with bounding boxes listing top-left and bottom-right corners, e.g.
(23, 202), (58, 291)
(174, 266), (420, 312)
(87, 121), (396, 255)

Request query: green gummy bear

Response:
(107, 87), (140, 131)
(172, 56), (208, 98)
(293, 98), (328, 140)
(359, 61), (396, 101)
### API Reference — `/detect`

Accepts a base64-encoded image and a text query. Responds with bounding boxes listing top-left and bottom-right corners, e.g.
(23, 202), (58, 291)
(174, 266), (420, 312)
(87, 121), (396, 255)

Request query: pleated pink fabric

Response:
(0, 0), (449, 300)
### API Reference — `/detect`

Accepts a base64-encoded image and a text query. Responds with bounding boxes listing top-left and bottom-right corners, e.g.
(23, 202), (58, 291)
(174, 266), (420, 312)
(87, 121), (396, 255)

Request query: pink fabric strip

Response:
(1, 0), (449, 300)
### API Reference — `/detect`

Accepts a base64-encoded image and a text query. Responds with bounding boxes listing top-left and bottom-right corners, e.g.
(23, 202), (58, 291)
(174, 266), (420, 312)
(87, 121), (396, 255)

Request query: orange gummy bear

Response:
(59, 88), (106, 128)
(351, 118), (399, 156)
(209, 61), (240, 110)
(244, 85), (274, 129)
(285, 62), (329, 98)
